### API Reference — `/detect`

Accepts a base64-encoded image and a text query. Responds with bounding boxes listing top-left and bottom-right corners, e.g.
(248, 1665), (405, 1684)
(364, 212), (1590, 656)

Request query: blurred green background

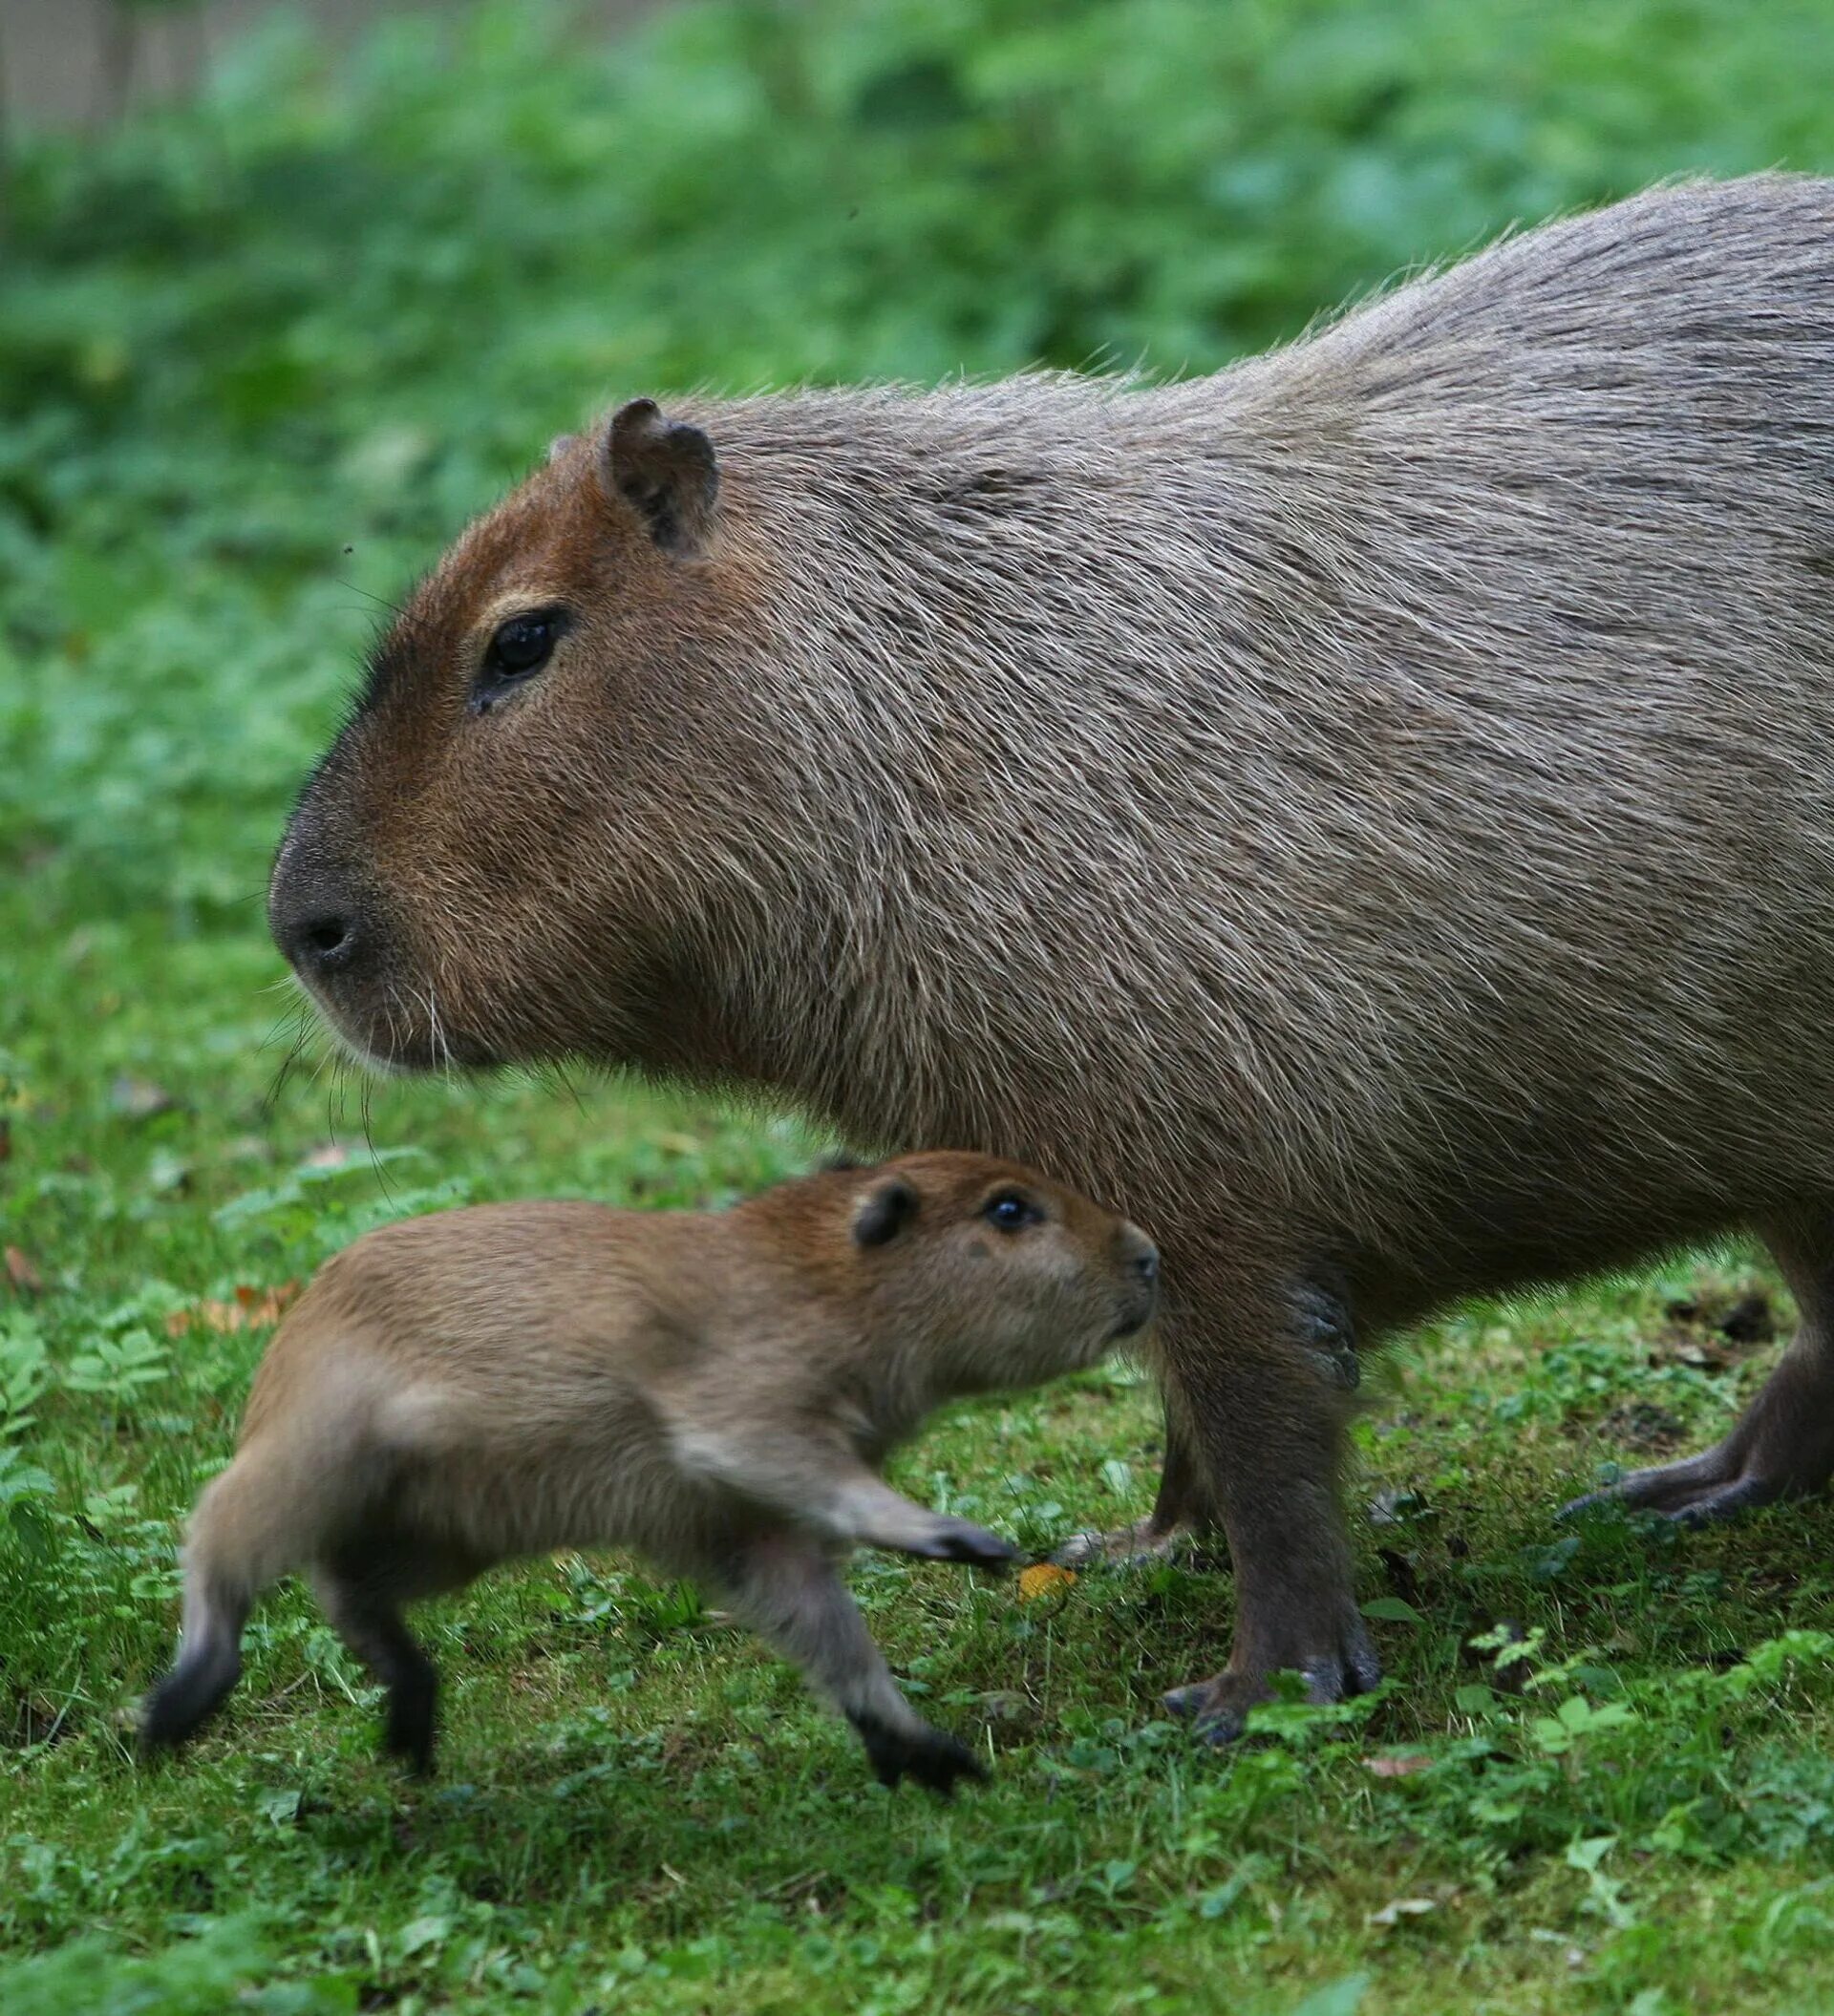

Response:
(11, 6), (1834, 2010)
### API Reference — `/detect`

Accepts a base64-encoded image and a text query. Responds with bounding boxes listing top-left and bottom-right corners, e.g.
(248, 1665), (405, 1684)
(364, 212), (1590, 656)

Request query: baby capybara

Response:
(141, 1154), (1158, 1785)
(269, 175), (1834, 1735)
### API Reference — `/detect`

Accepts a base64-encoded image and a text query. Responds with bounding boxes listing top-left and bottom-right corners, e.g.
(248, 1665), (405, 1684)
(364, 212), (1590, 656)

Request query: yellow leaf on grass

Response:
(1017, 1563), (1077, 1602)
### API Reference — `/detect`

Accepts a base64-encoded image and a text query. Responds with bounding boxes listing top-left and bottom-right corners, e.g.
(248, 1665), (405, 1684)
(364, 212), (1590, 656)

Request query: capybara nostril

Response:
(280, 908), (360, 973)
(303, 915), (355, 962)
(271, 875), (371, 982)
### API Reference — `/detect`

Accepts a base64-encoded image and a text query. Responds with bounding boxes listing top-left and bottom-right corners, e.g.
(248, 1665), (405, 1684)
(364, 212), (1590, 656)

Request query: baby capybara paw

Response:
(380, 1693), (437, 1779)
(856, 1717), (988, 1796)
(918, 1519), (1021, 1570)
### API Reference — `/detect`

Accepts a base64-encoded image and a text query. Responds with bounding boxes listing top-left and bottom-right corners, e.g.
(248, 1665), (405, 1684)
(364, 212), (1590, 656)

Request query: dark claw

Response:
(1165, 1624), (1382, 1746)
(856, 1718), (987, 1796)
(1346, 1635), (1385, 1695)
(925, 1520), (1021, 1569)
(382, 1692), (437, 1779)
(1560, 1456), (1787, 1528)
(1162, 1680), (1251, 1746)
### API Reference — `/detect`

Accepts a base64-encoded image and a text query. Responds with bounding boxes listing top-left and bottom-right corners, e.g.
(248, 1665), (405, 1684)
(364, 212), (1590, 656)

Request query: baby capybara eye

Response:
(982, 1191), (1041, 1233)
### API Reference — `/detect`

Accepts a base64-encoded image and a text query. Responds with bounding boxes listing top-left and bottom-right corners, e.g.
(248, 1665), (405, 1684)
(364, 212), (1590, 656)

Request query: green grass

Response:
(11, 1), (1834, 2008)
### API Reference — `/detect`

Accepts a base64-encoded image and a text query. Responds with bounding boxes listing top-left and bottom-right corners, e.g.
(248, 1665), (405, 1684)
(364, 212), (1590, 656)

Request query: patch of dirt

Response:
(1600, 1400), (1688, 1454)
(1651, 1287), (1777, 1369)
(3, 1690), (75, 1750)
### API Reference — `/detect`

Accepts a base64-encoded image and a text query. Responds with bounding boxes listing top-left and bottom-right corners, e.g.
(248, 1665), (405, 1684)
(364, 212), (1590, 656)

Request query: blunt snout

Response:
(270, 855), (373, 988)
(268, 802), (391, 1032)
(273, 896), (366, 980)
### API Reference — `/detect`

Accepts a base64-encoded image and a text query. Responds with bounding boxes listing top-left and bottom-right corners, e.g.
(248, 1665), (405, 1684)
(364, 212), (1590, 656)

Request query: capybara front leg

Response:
(1566, 1213), (1834, 1523)
(1159, 1269), (1377, 1742)
(1054, 1407), (1211, 1568)
(711, 1527), (986, 1795)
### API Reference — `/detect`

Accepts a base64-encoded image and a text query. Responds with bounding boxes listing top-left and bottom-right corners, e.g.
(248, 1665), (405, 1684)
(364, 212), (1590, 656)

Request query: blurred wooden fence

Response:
(0, 0), (656, 130)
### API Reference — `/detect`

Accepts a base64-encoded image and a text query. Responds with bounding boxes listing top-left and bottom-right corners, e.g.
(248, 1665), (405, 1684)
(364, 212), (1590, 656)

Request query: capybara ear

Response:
(603, 398), (719, 558)
(852, 1178), (920, 1249)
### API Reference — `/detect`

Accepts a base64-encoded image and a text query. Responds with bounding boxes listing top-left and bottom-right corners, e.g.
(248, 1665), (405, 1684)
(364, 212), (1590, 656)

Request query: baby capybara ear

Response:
(603, 398), (719, 558)
(852, 1178), (920, 1248)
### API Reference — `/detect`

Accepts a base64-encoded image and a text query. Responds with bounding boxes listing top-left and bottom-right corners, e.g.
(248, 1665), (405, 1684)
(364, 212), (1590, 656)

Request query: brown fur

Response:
(140, 1154), (1158, 1783)
(271, 175), (1834, 1734)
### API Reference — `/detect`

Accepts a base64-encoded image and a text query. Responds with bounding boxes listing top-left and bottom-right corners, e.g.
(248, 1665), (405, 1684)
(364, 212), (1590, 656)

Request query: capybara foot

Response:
(856, 1717), (987, 1795)
(381, 1690), (437, 1780)
(1164, 1619), (1382, 1744)
(913, 1518), (1022, 1570)
(1053, 1515), (1195, 1570)
(1561, 1437), (1824, 1526)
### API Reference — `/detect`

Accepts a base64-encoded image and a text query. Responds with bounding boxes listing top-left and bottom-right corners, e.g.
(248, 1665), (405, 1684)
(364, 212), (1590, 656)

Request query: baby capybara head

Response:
(270, 399), (769, 1072)
(796, 1152), (1161, 1384)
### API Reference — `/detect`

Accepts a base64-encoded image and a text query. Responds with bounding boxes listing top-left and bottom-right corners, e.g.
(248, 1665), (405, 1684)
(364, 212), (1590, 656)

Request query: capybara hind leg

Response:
(1157, 1265), (1379, 1743)
(1566, 1214), (1834, 1523)
(314, 1566), (440, 1777)
(1054, 1410), (1210, 1568)
(139, 1578), (249, 1756)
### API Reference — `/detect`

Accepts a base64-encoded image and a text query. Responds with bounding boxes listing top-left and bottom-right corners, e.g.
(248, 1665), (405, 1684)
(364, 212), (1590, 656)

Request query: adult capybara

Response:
(142, 1154), (1159, 1783)
(270, 175), (1834, 1735)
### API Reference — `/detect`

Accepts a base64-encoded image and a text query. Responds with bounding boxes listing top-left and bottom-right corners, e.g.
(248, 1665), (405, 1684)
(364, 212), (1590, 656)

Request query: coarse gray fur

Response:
(270, 174), (1834, 1733)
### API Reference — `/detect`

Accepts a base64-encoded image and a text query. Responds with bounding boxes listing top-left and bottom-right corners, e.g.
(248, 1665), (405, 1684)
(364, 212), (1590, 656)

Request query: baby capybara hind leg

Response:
(1567, 1213), (1834, 1523)
(139, 1580), (249, 1756)
(313, 1564), (440, 1777)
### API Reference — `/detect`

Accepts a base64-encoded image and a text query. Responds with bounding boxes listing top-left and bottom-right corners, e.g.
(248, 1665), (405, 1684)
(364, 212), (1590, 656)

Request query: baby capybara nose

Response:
(1117, 1227), (1160, 1331)
(1120, 1225), (1159, 1284)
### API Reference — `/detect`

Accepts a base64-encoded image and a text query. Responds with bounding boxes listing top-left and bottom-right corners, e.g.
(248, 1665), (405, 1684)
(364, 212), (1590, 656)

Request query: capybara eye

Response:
(483, 610), (565, 684)
(983, 1191), (1041, 1233)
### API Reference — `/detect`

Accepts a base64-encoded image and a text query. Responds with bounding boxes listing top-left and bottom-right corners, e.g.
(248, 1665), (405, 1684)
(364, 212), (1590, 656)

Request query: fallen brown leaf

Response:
(166, 1281), (301, 1337)
(1362, 1751), (1433, 1778)
(4, 1246), (45, 1296)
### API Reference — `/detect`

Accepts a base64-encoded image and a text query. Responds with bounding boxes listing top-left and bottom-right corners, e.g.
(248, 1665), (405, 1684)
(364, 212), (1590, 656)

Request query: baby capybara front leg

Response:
(1567, 1213), (1834, 1523)
(711, 1528), (985, 1794)
(1159, 1269), (1378, 1742)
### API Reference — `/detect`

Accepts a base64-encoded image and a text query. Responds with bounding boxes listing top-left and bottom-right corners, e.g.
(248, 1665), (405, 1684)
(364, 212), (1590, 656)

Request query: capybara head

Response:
(788, 1151), (1160, 1386)
(270, 398), (775, 1074)
(268, 379), (1151, 1162)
